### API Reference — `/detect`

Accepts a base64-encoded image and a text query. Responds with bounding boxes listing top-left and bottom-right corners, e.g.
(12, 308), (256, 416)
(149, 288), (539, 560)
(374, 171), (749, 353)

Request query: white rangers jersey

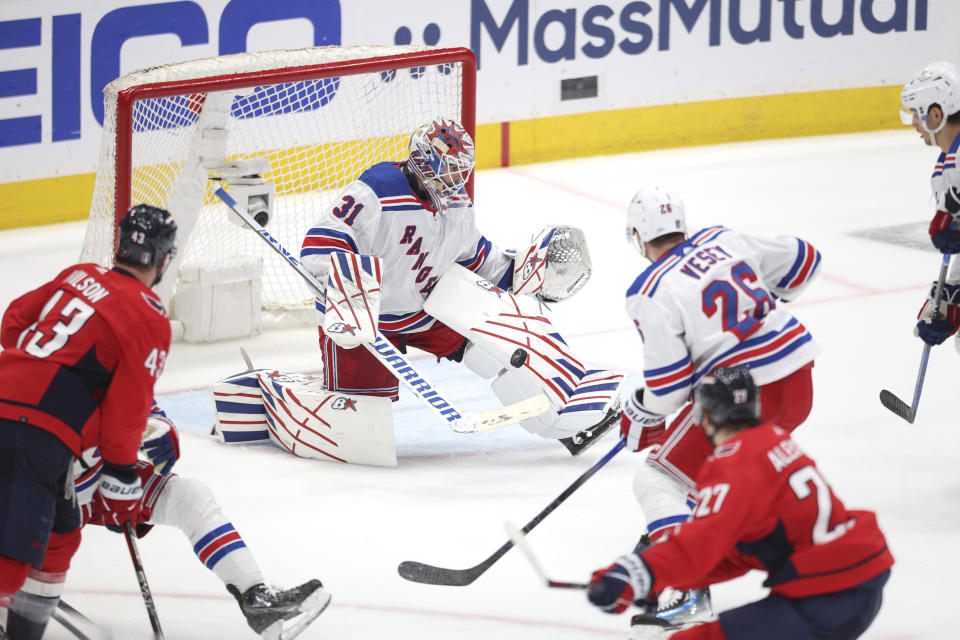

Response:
(626, 226), (822, 416)
(300, 162), (513, 334)
(930, 131), (960, 284)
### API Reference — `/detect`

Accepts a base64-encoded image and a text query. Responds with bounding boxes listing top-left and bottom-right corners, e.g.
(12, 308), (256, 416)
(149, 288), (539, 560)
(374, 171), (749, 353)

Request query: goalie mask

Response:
(900, 62), (960, 140)
(407, 117), (475, 211)
(625, 186), (687, 258)
(116, 204), (178, 286)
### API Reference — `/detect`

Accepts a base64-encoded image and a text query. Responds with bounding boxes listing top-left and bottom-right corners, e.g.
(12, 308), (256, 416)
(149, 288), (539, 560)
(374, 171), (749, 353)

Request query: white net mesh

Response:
(81, 45), (467, 321)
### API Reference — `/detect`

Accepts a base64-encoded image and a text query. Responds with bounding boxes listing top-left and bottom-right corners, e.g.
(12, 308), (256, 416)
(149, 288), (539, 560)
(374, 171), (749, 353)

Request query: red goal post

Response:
(80, 45), (476, 324)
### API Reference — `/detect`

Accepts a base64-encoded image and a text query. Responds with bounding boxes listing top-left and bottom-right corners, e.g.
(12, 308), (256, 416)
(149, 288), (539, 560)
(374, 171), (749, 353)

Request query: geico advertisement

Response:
(0, 0), (952, 183)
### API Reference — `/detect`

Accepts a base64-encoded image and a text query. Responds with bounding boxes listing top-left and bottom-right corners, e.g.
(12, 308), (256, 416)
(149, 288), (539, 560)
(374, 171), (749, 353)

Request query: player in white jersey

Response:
(298, 118), (619, 453)
(300, 118), (511, 395)
(6, 403), (329, 640)
(613, 186), (823, 629)
(899, 62), (960, 347)
(619, 186), (822, 528)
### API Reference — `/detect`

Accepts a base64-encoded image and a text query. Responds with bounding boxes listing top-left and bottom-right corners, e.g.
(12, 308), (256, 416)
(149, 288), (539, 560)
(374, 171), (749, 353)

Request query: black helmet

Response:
(693, 365), (760, 426)
(116, 204), (177, 285)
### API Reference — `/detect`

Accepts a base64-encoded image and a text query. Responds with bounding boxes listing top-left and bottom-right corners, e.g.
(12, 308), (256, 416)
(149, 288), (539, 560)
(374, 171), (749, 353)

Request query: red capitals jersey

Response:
(642, 423), (893, 598)
(0, 264), (171, 465)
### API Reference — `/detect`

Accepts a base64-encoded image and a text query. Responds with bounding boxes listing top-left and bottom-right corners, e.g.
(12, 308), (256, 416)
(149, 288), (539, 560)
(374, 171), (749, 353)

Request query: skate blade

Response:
(261, 590), (332, 640)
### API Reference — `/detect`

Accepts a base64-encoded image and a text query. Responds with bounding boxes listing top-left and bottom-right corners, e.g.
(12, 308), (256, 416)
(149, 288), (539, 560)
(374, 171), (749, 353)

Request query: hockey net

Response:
(80, 45), (475, 328)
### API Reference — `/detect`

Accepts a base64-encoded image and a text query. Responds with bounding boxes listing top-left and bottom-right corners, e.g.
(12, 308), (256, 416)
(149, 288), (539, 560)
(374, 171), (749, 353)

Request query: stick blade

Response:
(450, 394), (551, 433)
(879, 389), (916, 423)
(397, 560), (479, 586)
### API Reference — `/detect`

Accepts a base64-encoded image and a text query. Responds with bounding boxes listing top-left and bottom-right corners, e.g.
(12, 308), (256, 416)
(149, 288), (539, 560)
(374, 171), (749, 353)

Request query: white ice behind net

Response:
(80, 45), (463, 322)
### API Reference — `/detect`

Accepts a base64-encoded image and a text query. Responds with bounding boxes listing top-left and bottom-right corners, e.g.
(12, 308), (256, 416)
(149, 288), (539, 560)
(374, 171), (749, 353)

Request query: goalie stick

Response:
(397, 437), (626, 586)
(212, 184), (549, 434)
(124, 522), (164, 640)
(879, 254), (951, 423)
(503, 521), (587, 590)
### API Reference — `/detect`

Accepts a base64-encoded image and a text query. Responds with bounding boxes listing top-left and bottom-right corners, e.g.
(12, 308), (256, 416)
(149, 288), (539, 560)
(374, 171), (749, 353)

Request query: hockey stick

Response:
(879, 253), (951, 423)
(397, 437), (627, 586)
(123, 522), (164, 640)
(503, 521), (588, 589)
(211, 184), (550, 433)
(53, 601), (96, 640)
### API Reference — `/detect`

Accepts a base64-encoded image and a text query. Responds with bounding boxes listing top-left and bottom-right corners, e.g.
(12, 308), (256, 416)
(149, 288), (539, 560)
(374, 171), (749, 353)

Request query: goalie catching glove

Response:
(619, 386), (667, 452)
(587, 552), (653, 614)
(322, 253), (383, 349)
(916, 281), (960, 346)
(509, 226), (592, 302)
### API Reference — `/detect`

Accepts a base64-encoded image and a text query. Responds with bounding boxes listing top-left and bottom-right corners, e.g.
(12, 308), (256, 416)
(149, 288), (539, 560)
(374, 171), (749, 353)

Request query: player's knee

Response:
(633, 463), (693, 536)
(0, 554), (31, 594)
(151, 475), (221, 531)
(38, 528), (81, 574)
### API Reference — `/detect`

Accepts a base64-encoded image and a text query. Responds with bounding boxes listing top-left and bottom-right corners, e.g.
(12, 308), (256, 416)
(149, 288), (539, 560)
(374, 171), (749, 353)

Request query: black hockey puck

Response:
(510, 348), (528, 368)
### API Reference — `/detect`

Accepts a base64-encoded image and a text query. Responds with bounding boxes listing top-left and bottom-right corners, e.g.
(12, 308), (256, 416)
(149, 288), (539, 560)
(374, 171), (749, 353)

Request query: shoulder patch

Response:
(712, 440), (742, 459)
(141, 292), (167, 317)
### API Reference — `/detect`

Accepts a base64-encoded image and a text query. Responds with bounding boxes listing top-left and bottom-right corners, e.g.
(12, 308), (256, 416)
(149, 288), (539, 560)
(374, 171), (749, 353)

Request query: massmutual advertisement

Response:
(0, 0), (956, 226)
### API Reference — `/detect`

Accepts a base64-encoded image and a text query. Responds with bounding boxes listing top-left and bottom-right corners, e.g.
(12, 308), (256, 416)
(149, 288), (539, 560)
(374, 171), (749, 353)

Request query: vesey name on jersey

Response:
(768, 438), (804, 472)
(678, 246), (733, 280)
(64, 269), (110, 304)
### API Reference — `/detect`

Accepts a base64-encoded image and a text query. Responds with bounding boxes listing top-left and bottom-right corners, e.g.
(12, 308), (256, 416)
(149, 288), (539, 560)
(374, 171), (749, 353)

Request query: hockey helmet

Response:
(116, 204), (178, 286)
(408, 117), (475, 211)
(693, 365), (760, 427)
(900, 61), (960, 136)
(625, 186), (686, 258)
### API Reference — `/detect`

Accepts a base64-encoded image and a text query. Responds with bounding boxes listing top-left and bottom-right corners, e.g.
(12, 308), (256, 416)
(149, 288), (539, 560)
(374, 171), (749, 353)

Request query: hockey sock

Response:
(8, 569), (65, 640)
(149, 475), (264, 593)
(633, 463), (696, 541)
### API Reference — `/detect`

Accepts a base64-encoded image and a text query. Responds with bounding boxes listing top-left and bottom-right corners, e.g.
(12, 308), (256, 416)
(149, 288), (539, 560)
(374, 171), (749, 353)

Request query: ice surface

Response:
(0, 130), (954, 639)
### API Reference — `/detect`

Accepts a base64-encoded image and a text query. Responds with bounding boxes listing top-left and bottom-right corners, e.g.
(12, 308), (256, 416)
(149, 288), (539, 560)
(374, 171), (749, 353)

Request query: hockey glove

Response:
(91, 462), (143, 533)
(928, 210), (960, 254)
(619, 387), (667, 452)
(587, 552), (653, 614)
(915, 282), (960, 346)
(141, 413), (180, 476)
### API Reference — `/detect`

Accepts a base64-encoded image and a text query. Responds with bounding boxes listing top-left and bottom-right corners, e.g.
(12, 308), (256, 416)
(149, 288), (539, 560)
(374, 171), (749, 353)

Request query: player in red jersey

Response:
(587, 366), (893, 640)
(0, 205), (176, 639)
(8, 403), (330, 640)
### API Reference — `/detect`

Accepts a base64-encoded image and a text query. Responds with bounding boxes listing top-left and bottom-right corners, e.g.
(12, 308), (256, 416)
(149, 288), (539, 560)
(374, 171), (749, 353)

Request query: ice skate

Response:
(560, 408), (620, 455)
(629, 587), (714, 639)
(228, 579), (331, 640)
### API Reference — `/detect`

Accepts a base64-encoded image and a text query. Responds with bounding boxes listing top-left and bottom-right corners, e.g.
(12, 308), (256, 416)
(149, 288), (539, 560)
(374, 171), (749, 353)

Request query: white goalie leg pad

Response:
(257, 372), (397, 467)
(322, 253), (382, 349)
(425, 264), (626, 438)
(633, 462), (695, 539)
(150, 475), (265, 593)
(211, 370), (273, 445)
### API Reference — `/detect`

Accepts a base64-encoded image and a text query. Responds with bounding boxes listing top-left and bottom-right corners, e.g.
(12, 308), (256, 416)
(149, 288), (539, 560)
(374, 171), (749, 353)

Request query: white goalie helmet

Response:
(625, 186), (687, 258)
(407, 117), (475, 211)
(900, 61), (960, 136)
